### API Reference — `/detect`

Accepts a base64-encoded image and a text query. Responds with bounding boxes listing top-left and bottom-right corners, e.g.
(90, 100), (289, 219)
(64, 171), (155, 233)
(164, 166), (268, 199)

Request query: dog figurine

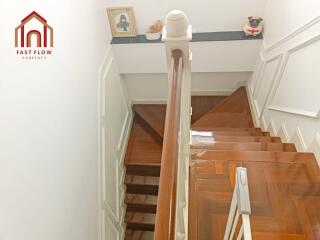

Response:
(244, 16), (263, 36)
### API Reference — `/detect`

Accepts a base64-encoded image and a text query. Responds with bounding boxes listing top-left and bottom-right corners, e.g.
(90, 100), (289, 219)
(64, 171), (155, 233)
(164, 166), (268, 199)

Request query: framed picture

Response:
(107, 7), (137, 37)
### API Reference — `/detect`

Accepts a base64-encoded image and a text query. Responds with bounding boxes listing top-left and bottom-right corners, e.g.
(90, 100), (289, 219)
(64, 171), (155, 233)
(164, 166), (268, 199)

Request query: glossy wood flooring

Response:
(189, 87), (320, 240)
(124, 97), (226, 240)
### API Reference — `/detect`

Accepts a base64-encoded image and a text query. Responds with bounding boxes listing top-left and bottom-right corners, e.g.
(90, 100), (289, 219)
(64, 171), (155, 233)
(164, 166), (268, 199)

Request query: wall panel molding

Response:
(268, 33), (320, 119)
(257, 54), (283, 119)
(99, 48), (132, 240)
(290, 128), (307, 152)
(264, 14), (320, 52)
(252, 52), (265, 96)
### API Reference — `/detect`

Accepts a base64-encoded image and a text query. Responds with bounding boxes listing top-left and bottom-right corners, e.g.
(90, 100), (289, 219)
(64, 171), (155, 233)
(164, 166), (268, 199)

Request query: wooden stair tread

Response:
(251, 232), (307, 240)
(191, 96), (227, 123)
(193, 87), (254, 128)
(125, 212), (155, 231)
(125, 175), (159, 195)
(133, 104), (166, 139)
(192, 127), (263, 132)
(191, 142), (297, 152)
(191, 150), (318, 164)
(192, 135), (280, 143)
(125, 119), (162, 165)
(125, 230), (154, 240)
(192, 112), (253, 128)
(125, 194), (157, 213)
(192, 130), (270, 136)
(126, 194), (158, 205)
(125, 175), (159, 185)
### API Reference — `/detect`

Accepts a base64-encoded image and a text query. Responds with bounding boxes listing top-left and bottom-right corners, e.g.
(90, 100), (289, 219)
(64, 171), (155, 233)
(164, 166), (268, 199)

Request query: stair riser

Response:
(126, 184), (159, 195)
(126, 204), (157, 213)
(126, 223), (155, 231)
(191, 143), (296, 152)
(126, 165), (160, 177)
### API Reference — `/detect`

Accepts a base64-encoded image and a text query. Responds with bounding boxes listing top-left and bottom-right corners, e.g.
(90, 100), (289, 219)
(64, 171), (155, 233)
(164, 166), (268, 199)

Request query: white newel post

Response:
(162, 10), (192, 240)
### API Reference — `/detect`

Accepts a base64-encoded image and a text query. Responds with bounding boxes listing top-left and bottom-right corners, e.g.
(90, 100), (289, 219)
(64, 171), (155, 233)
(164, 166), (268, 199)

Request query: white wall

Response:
(0, 0), (110, 239)
(112, 40), (262, 74)
(106, 0), (267, 34)
(248, 0), (320, 166)
(124, 72), (252, 103)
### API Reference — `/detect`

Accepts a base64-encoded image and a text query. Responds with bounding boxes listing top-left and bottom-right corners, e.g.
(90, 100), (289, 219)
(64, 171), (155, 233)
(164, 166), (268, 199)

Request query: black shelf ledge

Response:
(111, 31), (263, 44)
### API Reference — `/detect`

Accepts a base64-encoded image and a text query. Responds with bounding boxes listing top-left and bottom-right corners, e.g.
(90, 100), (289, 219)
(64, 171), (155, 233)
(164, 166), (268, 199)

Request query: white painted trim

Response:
(264, 52), (289, 115)
(191, 90), (233, 96)
(131, 90), (234, 104)
(258, 54), (283, 119)
(264, 14), (320, 52)
(117, 111), (130, 152)
(249, 54), (262, 95)
(245, 84), (259, 127)
(307, 133), (320, 167)
(260, 117), (267, 132)
(131, 99), (167, 104)
(253, 100), (261, 118)
(98, 46), (133, 240)
(252, 52), (265, 96)
(268, 106), (320, 119)
(267, 118), (277, 136)
(98, 46), (112, 79)
(277, 124), (289, 142)
(267, 34), (320, 119)
(105, 215), (120, 240)
(98, 47), (112, 240)
(290, 128), (307, 152)
(118, 112), (133, 238)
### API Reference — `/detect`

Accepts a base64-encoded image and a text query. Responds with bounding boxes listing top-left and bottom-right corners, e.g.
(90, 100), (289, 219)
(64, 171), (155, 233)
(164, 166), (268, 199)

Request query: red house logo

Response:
(15, 11), (54, 48)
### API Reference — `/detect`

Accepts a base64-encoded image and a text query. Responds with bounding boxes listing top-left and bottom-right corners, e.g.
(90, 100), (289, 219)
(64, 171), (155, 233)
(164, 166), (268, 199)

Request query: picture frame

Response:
(107, 7), (137, 37)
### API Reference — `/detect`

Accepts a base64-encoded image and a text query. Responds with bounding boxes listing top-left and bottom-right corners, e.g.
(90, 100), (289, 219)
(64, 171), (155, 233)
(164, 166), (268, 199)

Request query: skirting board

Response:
(289, 128), (307, 152)
(307, 134), (320, 167)
(245, 84), (260, 127)
(260, 117), (268, 132)
(267, 119), (277, 136)
(277, 124), (289, 143)
(131, 90), (233, 104)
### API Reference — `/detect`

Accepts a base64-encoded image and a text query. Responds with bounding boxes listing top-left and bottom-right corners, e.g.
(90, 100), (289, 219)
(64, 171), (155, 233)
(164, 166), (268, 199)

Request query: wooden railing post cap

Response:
(165, 10), (189, 37)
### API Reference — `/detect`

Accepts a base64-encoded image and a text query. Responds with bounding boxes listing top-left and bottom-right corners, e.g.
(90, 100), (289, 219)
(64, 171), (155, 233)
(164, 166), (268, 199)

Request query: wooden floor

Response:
(189, 87), (320, 240)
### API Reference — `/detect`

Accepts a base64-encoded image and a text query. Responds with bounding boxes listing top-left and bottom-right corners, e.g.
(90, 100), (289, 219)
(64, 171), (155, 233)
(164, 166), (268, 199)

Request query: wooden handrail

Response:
(154, 49), (183, 240)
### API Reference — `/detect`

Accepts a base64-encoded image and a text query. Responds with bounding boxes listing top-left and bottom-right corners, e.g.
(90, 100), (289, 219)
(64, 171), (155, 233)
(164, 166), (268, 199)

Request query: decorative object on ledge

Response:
(111, 31), (262, 44)
(145, 20), (163, 40)
(244, 16), (263, 36)
(107, 6), (137, 37)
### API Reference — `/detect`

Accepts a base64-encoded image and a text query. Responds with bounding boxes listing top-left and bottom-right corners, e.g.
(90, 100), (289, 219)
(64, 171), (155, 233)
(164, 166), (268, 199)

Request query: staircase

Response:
(124, 98), (226, 239)
(123, 87), (320, 240)
(124, 105), (164, 239)
(189, 87), (320, 240)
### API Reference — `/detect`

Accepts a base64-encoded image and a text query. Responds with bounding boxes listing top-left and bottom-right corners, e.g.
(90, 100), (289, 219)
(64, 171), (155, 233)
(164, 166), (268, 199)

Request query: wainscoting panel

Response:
(99, 49), (132, 240)
(270, 35), (320, 118)
(254, 55), (281, 117)
(250, 53), (264, 95)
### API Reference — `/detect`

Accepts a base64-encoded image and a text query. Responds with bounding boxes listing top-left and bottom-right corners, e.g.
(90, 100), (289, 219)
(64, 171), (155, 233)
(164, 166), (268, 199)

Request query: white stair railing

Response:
(224, 167), (252, 240)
